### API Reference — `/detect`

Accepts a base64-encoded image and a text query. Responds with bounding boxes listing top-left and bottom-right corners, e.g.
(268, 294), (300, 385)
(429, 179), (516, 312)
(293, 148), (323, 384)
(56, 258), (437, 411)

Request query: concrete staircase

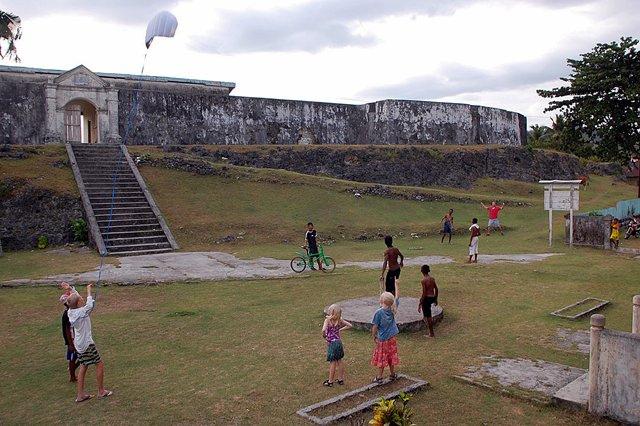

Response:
(66, 144), (179, 256)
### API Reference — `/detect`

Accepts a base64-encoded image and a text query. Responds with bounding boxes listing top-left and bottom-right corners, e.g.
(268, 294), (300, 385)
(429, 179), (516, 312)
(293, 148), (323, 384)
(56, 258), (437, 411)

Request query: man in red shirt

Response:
(481, 201), (505, 236)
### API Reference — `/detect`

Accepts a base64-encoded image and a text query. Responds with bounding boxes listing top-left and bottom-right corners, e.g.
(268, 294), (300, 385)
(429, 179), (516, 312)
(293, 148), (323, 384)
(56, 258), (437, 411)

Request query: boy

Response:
(418, 265), (438, 338)
(66, 283), (112, 403)
(481, 201), (505, 236)
(380, 235), (404, 296)
(304, 222), (324, 271)
(441, 209), (454, 244)
(59, 283), (78, 382)
(468, 218), (480, 263)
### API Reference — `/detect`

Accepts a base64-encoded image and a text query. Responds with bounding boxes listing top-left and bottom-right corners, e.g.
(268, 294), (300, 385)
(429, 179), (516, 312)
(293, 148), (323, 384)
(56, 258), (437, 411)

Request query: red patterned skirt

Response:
(371, 336), (400, 368)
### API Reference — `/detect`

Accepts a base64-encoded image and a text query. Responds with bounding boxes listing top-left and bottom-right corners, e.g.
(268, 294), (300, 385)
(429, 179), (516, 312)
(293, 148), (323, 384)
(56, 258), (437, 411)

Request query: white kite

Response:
(145, 11), (178, 49)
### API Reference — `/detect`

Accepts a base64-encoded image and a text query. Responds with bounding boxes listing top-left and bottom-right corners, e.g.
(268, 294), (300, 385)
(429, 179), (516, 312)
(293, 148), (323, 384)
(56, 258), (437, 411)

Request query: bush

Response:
(369, 392), (414, 426)
(71, 219), (88, 243)
(36, 235), (49, 249)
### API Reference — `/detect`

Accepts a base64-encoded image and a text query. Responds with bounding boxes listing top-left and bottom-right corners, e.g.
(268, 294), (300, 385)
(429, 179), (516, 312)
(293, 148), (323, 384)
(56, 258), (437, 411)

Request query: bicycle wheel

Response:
(290, 256), (307, 273)
(323, 256), (336, 272)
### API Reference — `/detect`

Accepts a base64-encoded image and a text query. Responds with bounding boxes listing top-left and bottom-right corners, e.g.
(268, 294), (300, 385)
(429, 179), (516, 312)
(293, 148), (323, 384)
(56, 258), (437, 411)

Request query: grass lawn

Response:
(1, 248), (636, 424)
(1, 147), (639, 424)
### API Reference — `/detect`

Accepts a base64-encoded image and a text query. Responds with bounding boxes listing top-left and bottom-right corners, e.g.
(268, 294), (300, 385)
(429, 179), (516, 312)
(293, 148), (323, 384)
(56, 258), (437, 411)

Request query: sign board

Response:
(544, 190), (579, 211)
(539, 180), (582, 247)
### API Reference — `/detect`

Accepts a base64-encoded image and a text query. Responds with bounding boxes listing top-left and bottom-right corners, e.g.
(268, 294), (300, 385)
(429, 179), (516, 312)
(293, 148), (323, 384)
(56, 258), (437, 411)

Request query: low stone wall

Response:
(183, 145), (584, 189)
(566, 215), (611, 249)
(589, 314), (640, 423)
(0, 178), (83, 250)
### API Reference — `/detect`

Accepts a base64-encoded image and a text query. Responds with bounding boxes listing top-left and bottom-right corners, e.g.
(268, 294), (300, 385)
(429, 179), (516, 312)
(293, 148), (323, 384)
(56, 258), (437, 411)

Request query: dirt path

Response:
(1, 252), (561, 286)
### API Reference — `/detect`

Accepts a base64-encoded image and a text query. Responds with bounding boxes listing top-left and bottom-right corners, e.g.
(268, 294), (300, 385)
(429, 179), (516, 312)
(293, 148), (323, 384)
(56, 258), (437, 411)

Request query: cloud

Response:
(193, 0), (481, 54)
(359, 53), (573, 101)
(192, 0), (599, 54)
(1, 0), (179, 24)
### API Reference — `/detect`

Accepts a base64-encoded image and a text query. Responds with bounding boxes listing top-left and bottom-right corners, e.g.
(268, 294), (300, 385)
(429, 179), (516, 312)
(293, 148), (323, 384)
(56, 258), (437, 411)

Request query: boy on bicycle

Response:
(304, 222), (324, 271)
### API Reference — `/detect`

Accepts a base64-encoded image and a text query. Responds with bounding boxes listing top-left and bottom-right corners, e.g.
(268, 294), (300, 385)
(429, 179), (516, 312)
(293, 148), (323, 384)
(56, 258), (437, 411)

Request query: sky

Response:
(1, 0), (638, 126)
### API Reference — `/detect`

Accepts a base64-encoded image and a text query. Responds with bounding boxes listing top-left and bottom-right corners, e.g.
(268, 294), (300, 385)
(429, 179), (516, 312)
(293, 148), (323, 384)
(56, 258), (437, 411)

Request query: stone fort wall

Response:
(0, 67), (526, 146)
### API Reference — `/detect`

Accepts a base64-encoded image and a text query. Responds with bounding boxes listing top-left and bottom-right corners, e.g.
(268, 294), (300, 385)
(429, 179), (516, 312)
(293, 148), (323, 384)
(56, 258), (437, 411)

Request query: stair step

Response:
(99, 224), (162, 231)
(107, 242), (172, 251)
(89, 197), (147, 203)
(102, 229), (165, 236)
(107, 248), (173, 257)
(98, 219), (160, 227)
(91, 204), (149, 211)
(104, 236), (169, 245)
(94, 213), (156, 219)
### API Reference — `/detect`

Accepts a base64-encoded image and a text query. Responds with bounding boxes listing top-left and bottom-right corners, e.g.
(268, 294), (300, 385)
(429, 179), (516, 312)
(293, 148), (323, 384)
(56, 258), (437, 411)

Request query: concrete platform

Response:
(552, 373), (589, 411)
(324, 297), (443, 332)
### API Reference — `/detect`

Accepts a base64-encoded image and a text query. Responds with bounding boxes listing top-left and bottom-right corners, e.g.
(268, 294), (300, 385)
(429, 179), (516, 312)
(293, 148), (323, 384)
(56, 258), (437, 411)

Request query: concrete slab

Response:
(456, 356), (586, 404)
(553, 328), (590, 354)
(296, 373), (428, 425)
(325, 297), (443, 332)
(552, 373), (589, 411)
(1, 252), (561, 287)
(550, 298), (610, 319)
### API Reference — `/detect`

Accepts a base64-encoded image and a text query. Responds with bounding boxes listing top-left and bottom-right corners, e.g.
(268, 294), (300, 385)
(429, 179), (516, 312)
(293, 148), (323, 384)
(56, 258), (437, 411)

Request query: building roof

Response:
(0, 64), (236, 90)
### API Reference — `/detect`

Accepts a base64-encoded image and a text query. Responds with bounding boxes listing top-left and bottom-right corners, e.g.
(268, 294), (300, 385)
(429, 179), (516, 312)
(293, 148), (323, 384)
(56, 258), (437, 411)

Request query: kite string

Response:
(93, 50), (150, 301)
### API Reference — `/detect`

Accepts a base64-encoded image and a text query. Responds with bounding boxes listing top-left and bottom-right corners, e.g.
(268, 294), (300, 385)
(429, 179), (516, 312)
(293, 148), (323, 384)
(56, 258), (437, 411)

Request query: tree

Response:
(0, 10), (21, 62)
(527, 124), (552, 148)
(538, 37), (640, 163)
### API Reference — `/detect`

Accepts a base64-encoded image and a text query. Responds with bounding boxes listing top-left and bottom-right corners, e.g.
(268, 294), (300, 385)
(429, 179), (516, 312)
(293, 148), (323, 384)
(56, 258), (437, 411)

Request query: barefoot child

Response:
(610, 218), (620, 249)
(418, 265), (438, 338)
(441, 209), (454, 244)
(322, 304), (352, 386)
(66, 283), (112, 403)
(59, 283), (78, 382)
(468, 218), (480, 263)
(371, 292), (400, 382)
(380, 236), (404, 296)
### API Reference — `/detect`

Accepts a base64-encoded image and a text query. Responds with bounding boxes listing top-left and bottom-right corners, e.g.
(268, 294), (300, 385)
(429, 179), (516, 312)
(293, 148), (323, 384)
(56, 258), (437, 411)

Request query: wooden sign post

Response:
(539, 180), (582, 247)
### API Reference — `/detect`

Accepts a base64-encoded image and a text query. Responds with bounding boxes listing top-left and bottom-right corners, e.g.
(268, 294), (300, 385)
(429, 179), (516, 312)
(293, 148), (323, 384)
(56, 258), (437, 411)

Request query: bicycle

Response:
(290, 244), (336, 273)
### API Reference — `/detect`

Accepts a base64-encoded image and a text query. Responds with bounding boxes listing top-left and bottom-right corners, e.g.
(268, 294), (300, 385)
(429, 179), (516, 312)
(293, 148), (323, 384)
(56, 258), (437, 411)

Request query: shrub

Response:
(71, 219), (88, 243)
(36, 235), (49, 249)
(369, 392), (414, 426)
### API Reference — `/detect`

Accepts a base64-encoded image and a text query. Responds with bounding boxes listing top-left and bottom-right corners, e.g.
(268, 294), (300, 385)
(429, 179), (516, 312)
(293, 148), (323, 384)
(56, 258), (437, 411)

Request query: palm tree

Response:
(527, 124), (552, 148)
(0, 10), (21, 62)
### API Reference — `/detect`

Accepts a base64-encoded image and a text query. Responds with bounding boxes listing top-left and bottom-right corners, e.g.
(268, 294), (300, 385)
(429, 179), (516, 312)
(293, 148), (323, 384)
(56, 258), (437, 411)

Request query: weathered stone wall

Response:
(119, 90), (526, 146)
(0, 178), (83, 250)
(177, 145), (583, 188)
(0, 78), (46, 144)
(1, 66), (526, 146)
(118, 91), (365, 145)
(566, 215), (611, 249)
(589, 329), (640, 423)
(362, 100), (526, 145)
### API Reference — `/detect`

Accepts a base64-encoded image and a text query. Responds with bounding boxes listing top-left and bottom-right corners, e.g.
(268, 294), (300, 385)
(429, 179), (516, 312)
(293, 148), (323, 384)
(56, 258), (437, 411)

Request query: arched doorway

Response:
(63, 99), (99, 143)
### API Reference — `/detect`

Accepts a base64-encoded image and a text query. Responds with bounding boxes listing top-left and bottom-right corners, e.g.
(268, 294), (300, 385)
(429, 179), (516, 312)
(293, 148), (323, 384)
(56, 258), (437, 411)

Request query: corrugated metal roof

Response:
(0, 64), (236, 88)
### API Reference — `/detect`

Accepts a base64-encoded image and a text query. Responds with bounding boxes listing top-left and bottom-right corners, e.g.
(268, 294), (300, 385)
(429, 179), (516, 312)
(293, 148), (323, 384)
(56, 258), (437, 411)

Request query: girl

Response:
(322, 304), (352, 386)
(371, 292), (400, 383)
(610, 218), (620, 249)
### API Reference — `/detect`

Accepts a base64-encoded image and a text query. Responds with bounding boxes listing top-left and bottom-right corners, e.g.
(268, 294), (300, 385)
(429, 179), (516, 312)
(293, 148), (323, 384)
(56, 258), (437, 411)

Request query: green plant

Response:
(70, 218), (88, 243)
(36, 235), (48, 249)
(369, 392), (414, 426)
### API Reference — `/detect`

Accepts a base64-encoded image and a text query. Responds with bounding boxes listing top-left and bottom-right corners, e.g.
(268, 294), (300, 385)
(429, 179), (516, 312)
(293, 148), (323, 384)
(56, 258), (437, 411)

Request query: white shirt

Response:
(68, 296), (95, 353)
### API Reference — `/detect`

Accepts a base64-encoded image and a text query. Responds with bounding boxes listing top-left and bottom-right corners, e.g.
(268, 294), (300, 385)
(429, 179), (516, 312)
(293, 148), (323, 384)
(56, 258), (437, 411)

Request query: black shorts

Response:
(422, 296), (437, 318)
(308, 245), (319, 256)
(385, 269), (401, 294)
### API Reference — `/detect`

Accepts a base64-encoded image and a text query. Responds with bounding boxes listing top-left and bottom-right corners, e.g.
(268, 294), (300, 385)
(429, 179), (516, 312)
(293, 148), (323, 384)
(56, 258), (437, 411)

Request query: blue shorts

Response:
(66, 347), (78, 362)
(443, 222), (452, 234)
